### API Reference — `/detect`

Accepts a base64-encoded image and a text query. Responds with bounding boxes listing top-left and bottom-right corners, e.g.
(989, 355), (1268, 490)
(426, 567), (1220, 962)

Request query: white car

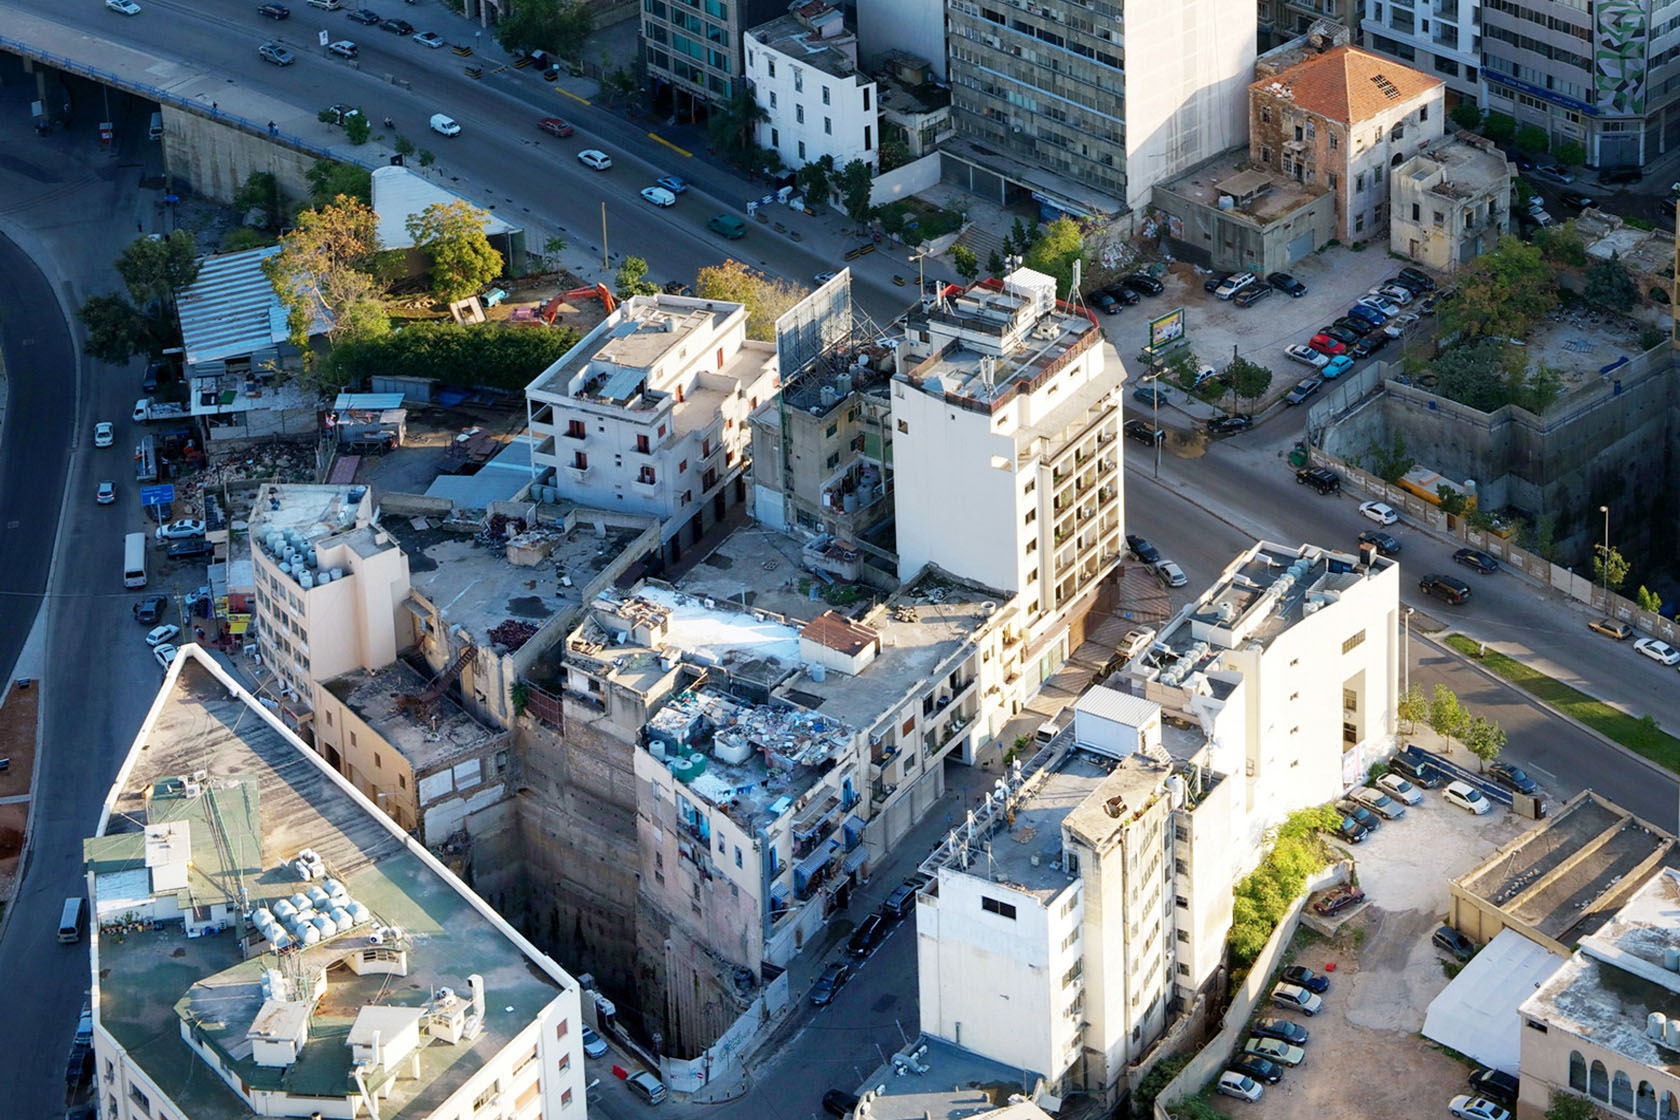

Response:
(156, 518), (207, 540)
(1119, 627), (1156, 660)
(1382, 312), (1420, 339)
(1444, 780), (1493, 815)
(107, 0), (141, 12)
(1449, 1096), (1511, 1120)
(1351, 786), (1405, 819)
(153, 643), (180, 671)
(580, 1024), (608, 1059)
(1217, 1072), (1263, 1102)
(1154, 560), (1188, 588)
(640, 186), (677, 207)
(412, 31), (446, 48)
(328, 40), (359, 58)
(1284, 343), (1330, 369)
(429, 113), (461, 137)
(577, 149), (612, 170)
(93, 421), (115, 448)
(1375, 283), (1414, 305)
(1376, 773), (1423, 804)
(1359, 501), (1399, 525)
(96, 480), (117, 505)
(1271, 982), (1323, 1015)
(1634, 637), (1680, 666)
(1215, 272), (1257, 300)
(1358, 293), (1401, 317)
(145, 624), (181, 648)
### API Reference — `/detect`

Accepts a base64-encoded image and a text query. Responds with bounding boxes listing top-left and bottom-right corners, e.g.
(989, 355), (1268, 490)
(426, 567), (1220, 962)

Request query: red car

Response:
(538, 117), (575, 138)
(1308, 333), (1347, 356)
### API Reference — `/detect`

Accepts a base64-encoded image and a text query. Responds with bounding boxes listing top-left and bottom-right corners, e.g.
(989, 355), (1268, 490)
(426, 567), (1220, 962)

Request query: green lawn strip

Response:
(1442, 634), (1680, 771)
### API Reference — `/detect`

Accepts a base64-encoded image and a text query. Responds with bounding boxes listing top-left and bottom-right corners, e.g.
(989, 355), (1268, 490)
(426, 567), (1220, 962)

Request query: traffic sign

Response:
(318, 30), (329, 47)
(140, 484), (175, 507)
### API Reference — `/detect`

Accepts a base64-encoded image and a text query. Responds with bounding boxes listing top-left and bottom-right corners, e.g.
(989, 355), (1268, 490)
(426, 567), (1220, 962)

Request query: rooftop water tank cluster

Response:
(249, 876), (372, 952)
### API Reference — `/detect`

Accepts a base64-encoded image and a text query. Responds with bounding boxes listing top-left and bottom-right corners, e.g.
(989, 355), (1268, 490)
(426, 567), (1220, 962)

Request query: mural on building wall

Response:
(1595, 0), (1648, 115)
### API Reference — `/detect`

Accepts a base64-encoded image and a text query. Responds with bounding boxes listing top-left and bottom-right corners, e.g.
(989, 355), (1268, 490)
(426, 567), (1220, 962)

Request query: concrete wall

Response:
(869, 151), (942, 207)
(1316, 349), (1680, 562)
(162, 107), (332, 207)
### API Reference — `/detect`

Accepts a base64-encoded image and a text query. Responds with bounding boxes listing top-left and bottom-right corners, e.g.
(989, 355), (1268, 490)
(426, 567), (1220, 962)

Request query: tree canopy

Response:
(405, 200), (504, 305)
(1584, 253), (1638, 312)
(1022, 217), (1085, 300)
(836, 159), (874, 225)
(1225, 356), (1273, 408)
(495, 0), (592, 59)
(305, 159), (372, 208)
(326, 321), (580, 392)
(75, 231), (201, 364)
(1440, 235), (1557, 343)
(264, 194), (388, 355)
(615, 256), (660, 299)
(696, 259), (806, 341)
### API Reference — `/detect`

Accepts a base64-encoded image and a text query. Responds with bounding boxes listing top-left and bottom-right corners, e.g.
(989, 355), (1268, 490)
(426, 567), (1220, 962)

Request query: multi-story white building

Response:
(525, 294), (778, 567)
(915, 690), (1236, 1105)
(82, 646), (588, 1120)
(890, 270), (1124, 683)
(1361, 0), (1484, 104)
(248, 484), (412, 706)
(745, 1), (878, 172)
(1389, 133), (1513, 273)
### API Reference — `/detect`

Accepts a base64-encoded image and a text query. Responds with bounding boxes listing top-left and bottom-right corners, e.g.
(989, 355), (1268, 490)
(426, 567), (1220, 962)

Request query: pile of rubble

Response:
(487, 619), (541, 652)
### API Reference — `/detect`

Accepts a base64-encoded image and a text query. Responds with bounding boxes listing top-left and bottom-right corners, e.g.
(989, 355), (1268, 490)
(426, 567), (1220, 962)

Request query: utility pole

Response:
(601, 202), (609, 273)
(1599, 504), (1611, 607)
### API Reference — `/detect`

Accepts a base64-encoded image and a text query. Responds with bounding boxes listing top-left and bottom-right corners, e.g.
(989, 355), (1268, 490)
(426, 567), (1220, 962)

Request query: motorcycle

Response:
(383, 117), (395, 129)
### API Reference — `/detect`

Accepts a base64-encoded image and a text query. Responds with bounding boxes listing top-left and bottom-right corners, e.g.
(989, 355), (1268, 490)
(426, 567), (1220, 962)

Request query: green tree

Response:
(707, 86), (769, 167)
(117, 230), (200, 314)
(614, 256), (660, 299)
(1481, 111), (1516, 144)
(495, 0), (592, 59)
(406, 200), (504, 305)
(696, 258), (806, 340)
(77, 230), (203, 364)
(1584, 253), (1638, 312)
(1132, 1056), (1188, 1120)
(1225, 355), (1272, 409)
(1512, 365), (1563, 414)
(1594, 544), (1630, 592)
(265, 194), (388, 355)
(1533, 221), (1587, 267)
(1514, 124), (1549, 153)
(796, 154), (835, 208)
(1637, 586), (1664, 613)
(344, 111), (371, 146)
(1522, 513), (1560, 562)
(77, 293), (159, 364)
(1022, 216), (1084, 299)
(836, 159), (875, 225)
(326, 320), (581, 392)
(1429, 684), (1470, 745)
(599, 61), (637, 106)
(1440, 235), (1557, 343)
(1449, 102), (1483, 131)
(950, 243), (979, 282)
(1398, 685), (1428, 734)
(393, 134), (416, 158)
(1436, 484), (1468, 516)
(1462, 715), (1507, 768)
(542, 236), (567, 269)
(221, 227), (277, 252)
(1553, 140), (1586, 167)
(1367, 431), (1415, 484)
(305, 159), (372, 207)
(232, 171), (283, 230)
(1010, 217), (1034, 253)
(877, 138), (910, 172)
(1546, 1091), (1596, 1120)
(417, 149), (436, 171)
(987, 249), (1004, 276)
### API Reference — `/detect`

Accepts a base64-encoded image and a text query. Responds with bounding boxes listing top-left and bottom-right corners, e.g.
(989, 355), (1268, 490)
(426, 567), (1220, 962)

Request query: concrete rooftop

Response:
(247, 483), (374, 546)
(850, 1036), (1052, 1120)
(324, 660), (504, 774)
(87, 650), (568, 1119)
(1157, 149), (1329, 223)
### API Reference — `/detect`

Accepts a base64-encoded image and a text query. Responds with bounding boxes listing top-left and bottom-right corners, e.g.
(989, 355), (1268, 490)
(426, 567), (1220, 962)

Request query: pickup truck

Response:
(134, 398), (189, 423)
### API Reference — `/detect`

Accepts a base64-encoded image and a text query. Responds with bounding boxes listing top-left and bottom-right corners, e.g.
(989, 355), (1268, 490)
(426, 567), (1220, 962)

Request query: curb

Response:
(1421, 629), (1677, 784)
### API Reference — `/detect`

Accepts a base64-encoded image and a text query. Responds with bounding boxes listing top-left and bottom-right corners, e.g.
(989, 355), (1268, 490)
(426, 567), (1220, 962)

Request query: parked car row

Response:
(811, 876), (924, 1008)
(1126, 536), (1187, 589)
(1219, 978), (1329, 1103)
(1085, 273), (1166, 315)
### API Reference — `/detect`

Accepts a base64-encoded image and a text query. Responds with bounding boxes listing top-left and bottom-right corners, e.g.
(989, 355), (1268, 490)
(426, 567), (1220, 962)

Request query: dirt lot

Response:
(1210, 789), (1527, 1118)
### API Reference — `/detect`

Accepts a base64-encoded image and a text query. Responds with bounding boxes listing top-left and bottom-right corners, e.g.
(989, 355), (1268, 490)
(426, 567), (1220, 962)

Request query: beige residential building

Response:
(1250, 43), (1445, 241)
(82, 647), (588, 1120)
(1389, 133), (1513, 274)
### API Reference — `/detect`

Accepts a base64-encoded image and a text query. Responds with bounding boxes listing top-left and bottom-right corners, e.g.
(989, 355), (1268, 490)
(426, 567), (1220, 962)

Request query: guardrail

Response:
(1396, 744), (1512, 806)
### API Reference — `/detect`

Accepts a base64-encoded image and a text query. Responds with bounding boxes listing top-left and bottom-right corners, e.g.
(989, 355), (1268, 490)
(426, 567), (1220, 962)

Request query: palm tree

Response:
(708, 87), (768, 165)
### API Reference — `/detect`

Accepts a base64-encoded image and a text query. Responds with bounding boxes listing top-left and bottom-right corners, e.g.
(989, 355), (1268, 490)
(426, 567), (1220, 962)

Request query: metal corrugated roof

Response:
(1073, 685), (1160, 727)
(175, 246), (295, 366)
(332, 392), (407, 410)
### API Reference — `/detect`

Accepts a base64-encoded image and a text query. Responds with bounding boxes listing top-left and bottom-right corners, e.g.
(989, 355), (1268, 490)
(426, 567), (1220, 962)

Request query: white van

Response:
(123, 532), (148, 589)
(307, 0), (342, 8)
(59, 897), (84, 944)
(640, 186), (676, 208)
(429, 113), (461, 137)
(148, 111), (163, 141)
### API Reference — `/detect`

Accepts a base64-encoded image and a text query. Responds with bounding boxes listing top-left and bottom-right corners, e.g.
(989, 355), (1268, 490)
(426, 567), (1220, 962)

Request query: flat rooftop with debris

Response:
(849, 1035), (1054, 1120)
(85, 650), (571, 1120)
(323, 660), (506, 775)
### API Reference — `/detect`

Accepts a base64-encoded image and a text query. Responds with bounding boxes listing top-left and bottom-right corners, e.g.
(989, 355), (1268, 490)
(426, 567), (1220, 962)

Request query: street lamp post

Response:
(1600, 504), (1611, 607)
(1404, 606), (1414, 698)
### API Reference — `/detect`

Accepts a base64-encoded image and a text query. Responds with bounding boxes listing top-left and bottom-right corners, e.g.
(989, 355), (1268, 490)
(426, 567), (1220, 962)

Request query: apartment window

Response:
(566, 419), (585, 439)
(398, 773), (407, 789)
(1176, 894), (1189, 908)
(1024, 508), (1036, 525)
(1328, 172), (1338, 190)
(1329, 132), (1338, 150)
(1177, 929), (1189, 943)
(558, 1052), (571, 1073)
(982, 896), (1017, 920)
(863, 124), (871, 150)
(824, 118), (832, 135)
(769, 91), (777, 109)
(1260, 106), (1271, 123)
(325, 710), (333, 727)
(1420, 105), (1429, 122)
(767, 60), (775, 77)
(129, 1086), (152, 1115)
(798, 140), (806, 160)
(573, 451), (588, 470)
(1062, 930), (1078, 951)
(475, 1085), (499, 1110)
(771, 127), (779, 147)
(562, 1088), (574, 1108)
(1412, 203), (1421, 221)
(896, 419), (908, 433)
(825, 452), (840, 469)
(1026, 568), (1038, 584)
(350, 732), (358, 749)
(794, 69), (803, 92)
(639, 466), (657, 485)
(796, 104), (804, 124)
(822, 85), (830, 105)
(1342, 630), (1366, 653)
(1261, 146), (1272, 164)
(863, 88), (870, 111)
(1177, 963), (1190, 977)
(636, 433), (650, 453)
(1355, 213), (1366, 233)
(556, 1019), (569, 1039)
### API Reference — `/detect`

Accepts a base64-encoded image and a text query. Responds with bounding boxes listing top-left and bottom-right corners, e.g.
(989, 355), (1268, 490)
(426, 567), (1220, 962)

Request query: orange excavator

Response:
(537, 282), (616, 324)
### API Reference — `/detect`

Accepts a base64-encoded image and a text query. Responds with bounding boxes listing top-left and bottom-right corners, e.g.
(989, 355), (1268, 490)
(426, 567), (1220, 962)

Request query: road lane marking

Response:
(648, 133), (692, 158)
(557, 88), (591, 105)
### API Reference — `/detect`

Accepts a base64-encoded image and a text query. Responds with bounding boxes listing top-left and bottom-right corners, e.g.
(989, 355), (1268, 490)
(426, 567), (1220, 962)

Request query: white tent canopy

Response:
(1423, 928), (1565, 1073)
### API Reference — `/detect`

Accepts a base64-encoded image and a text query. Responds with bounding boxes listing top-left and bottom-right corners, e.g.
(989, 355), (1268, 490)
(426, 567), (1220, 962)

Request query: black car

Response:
(1207, 413), (1253, 437)
(133, 595), (169, 624)
(1230, 1055), (1283, 1084)
(1332, 814), (1369, 844)
(1350, 333), (1388, 359)
(1268, 272), (1307, 297)
(1252, 1017), (1309, 1046)
(1396, 266), (1436, 292)
(1337, 801), (1382, 832)
(1357, 529), (1401, 556)
(1468, 1068), (1520, 1107)
(380, 16), (414, 33)
(1322, 323), (1362, 345)
(1203, 271), (1233, 294)
(167, 537), (215, 560)
(1333, 316), (1372, 336)
(883, 880), (919, 919)
(823, 1089), (862, 1117)
(1433, 925), (1475, 961)
(1088, 289), (1120, 315)
(1127, 535), (1161, 564)
(1454, 547), (1499, 573)
(1600, 166), (1643, 185)
(1234, 283), (1273, 308)
(1313, 886), (1367, 916)
(1120, 273), (1164, 296)
(1280, 965), (1329, 994)
(1560, 191), (1596, 210)
(810, 961), (851, 1005)
(1390, 756), (1448, 789)
(847, 913), (886, 957)
(1420, 574), (1472, 604)
(256, 3), (290, 18)
(1104, 284), (1141, 306)
(348, 8), (381, 23)
(1284, 377), (1323, 406)
(1512, 154), (1536, 172)
(1489, 762), (1538, 795)
(1296, 467), (1340, 494)
(1125, 418), (1165, 446)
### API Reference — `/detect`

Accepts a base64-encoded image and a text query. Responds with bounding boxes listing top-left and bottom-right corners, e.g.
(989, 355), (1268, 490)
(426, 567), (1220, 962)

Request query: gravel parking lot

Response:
(1210, 788), (1528, 1118)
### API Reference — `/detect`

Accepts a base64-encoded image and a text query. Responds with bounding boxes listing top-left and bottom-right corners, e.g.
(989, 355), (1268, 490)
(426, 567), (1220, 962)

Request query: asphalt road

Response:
(0, 0), (923, 324)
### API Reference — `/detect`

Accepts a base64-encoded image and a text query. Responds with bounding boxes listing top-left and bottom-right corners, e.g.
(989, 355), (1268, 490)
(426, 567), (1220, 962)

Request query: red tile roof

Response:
(1252, 46), (1441, 125)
